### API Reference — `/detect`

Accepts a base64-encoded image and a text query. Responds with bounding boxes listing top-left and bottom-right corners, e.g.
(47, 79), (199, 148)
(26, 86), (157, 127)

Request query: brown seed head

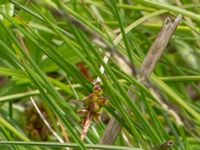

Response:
(90, 102), (100, 112)
(93, 85), (103, 96)
(85, 94), (98, 107)
(77, 109), (89, 117)
(93, 112), (101, 122)
(97, 97), (108, 106)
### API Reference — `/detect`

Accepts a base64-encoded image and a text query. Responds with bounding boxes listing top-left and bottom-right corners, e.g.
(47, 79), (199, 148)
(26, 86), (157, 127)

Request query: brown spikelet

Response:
(80, 112), (93, 140)
(78, 83), (108, 140)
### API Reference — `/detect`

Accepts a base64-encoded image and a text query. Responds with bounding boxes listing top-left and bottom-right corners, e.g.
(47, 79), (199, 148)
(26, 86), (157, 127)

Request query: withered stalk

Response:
(100, 15), (182, 145)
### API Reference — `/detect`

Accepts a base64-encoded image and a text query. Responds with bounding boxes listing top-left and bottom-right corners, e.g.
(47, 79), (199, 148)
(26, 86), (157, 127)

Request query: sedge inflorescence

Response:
(77, 83), (108, 140)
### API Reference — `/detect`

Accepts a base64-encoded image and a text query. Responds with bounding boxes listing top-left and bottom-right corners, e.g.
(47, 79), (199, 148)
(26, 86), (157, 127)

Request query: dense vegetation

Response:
(0, 0), (200, 150)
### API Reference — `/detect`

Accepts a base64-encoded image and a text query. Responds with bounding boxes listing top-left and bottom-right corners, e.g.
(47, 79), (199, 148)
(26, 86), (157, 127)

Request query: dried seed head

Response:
(93, 85), (103, 96)
(77, 109), (89, 117)
(85, 94), (97, 107)
(97, 97), (108, 106)
(90, 102), (100, 112)
(93, 112), (101, 122)
(91, 94), (98, 101)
